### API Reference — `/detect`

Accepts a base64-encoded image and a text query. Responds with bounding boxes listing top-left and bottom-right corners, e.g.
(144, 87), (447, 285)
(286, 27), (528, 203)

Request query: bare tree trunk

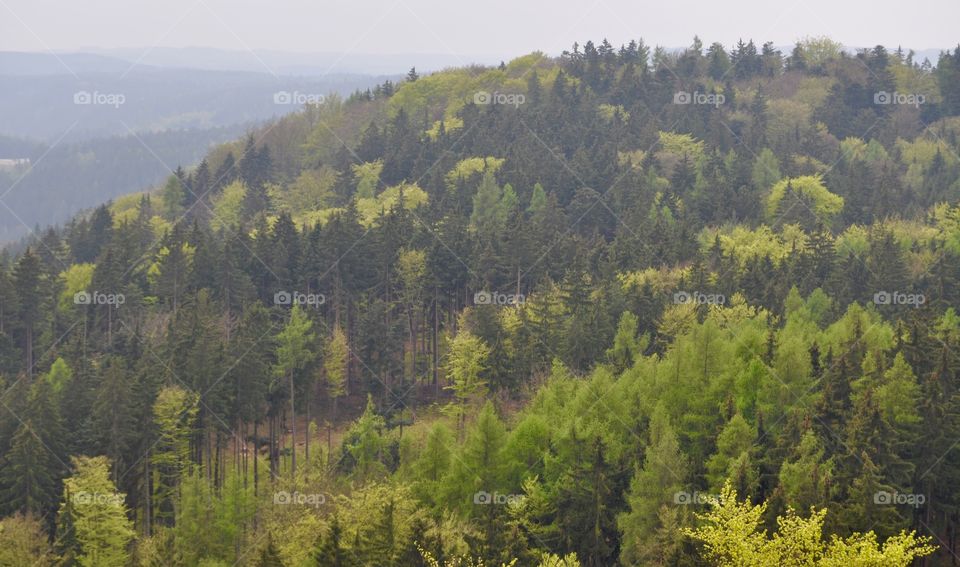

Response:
(289, 372), (296, 479)
(433, 289), (440, 397)
(144, 456), (151, 536)
(253, 420), (259, 496)
(305, 380), (311, 476)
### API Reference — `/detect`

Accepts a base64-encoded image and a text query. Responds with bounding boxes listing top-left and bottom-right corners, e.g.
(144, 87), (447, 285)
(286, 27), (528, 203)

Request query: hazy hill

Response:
(0, 53), (394, 142)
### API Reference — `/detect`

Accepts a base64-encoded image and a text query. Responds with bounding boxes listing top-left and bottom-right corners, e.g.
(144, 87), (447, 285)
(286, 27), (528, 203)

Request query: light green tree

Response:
(274, 304), (317, 477)
(684, 482), (935, 566)
(751, 148), (782, 192)
(606, 311), (643, 372)
(151, 385), (198, 527)
(619, 405), (690, 565)
(210, 180), (246, 231)
(0, 513), (55, 566)
(58, 456), (134, 567)
(445, 327), (491, 434)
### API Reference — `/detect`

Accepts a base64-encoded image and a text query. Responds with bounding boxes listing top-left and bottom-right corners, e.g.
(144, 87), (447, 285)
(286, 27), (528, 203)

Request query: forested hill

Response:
(1, 37), (960, 565)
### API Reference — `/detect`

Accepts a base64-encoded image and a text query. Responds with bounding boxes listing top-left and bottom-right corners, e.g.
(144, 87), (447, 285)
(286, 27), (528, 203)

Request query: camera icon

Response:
(874, 91), (891, 105)
(873, 291), (891, 305)
(72, 491), (92, 505)
(273, 91), (292, 104)
(74, 91), (92, 105)
(74, 291), (92, 305)
(673, 291), (691, 304)
(473, 490), (492, 504)
(273, 490), (291, 505)
(474, 291), (492, 305)
(874, 491), (892, 505)
(474, 91), (491, 105)
(673, 491), (692, 504)
(673, 91), (692, 105)
(274, 291), (292, 305)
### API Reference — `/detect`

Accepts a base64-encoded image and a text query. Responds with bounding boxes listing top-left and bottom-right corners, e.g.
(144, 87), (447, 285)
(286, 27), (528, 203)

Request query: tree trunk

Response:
(253, 420), (259, 496)
(289, 371), (296, 479)
(305, 380), (311, 476)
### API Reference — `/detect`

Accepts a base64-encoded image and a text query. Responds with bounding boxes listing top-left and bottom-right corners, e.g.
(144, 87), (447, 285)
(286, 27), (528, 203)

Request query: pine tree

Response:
(12, 248), (42, 375)
(313, 515), (357, 566)
(618, 405), (689, 565)
(0, 377), (65, 518)
(87, 356), (137, 484)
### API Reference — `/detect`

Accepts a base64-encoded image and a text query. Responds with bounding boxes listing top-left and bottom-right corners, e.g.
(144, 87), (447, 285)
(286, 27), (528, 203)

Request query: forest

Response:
(1, 36), (960, 565)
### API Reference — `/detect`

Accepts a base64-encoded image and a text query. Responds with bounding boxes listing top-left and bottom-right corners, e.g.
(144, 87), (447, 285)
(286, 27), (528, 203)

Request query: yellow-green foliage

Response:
(210, 180), (246, 232)
(334, 483), (424, 558)
(293, 208), (344, 230)
(445, 157), (505, 191)
(150, 215), (172, 238)
(791, 154), (830, 176)
(112, 208), (138, 227)
(388, 53), (556, 130)
(892, 61), (940, 105)
(658, 132), (705, 161)
(835, 218), (941, 277)
(147, 242), (196, 285)
(822, 303), (896, 356)
(351, 160), (384, 198)
(389, 68), (484, 123)
(263, 506), (326, 567)
(684, 483), (934, 566)
(767, 99), (814, 144)
(58, 263), (95, 312)
(427, 116), (464, 140)
(793, 76), (833, 108)
(356, 183), (428, 226)
(656, 132), (705, 177)
(834, 225), (869, 257)
(110, 192), (147, 227)
(798, 36), (844, 68)
(896, 136), (958, 168)
(271, 166), (337, 212)
(699, 224), (808, 267)
(765, 175), (844, 221)
(933, 203), (960, 254)
(618, 267), (685, 296)
(617, 149), (647, 170)
(598, 104), (629, 123)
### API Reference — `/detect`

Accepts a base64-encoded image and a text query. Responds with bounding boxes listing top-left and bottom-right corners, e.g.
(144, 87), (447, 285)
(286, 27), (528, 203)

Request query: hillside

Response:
(1, 37), (960, 565)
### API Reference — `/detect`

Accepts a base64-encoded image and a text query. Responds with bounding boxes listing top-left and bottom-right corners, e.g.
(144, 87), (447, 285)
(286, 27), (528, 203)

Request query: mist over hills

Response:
(0, 52), (396, 143)
(80, 46), (499, 76)
(0, 50), (395, 241)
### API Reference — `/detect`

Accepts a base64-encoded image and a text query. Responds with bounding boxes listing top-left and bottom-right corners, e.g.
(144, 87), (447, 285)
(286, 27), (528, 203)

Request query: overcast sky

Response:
(2, 0), (957, 60)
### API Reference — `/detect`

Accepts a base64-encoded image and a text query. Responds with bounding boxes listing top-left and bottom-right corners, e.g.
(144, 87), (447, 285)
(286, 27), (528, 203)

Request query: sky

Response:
(2, 0), (957, 61)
